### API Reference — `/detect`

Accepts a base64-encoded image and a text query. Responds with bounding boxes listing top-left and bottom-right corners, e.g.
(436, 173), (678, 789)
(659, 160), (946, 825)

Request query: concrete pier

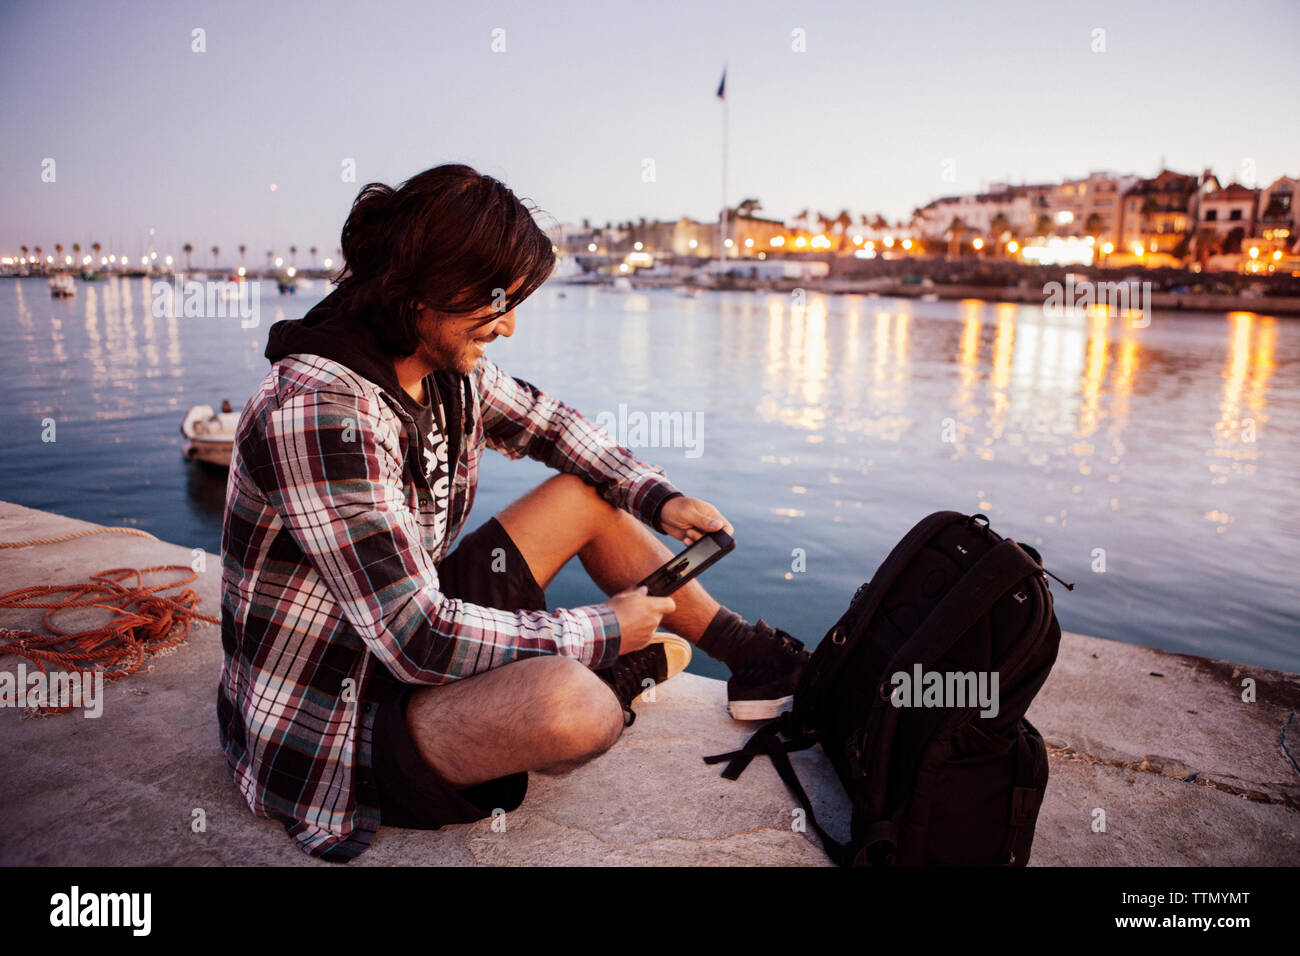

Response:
(1, 498), (1296, 866)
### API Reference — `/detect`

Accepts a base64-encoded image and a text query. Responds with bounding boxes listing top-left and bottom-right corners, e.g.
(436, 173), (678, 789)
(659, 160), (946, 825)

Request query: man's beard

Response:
(420, 325), (482, 376)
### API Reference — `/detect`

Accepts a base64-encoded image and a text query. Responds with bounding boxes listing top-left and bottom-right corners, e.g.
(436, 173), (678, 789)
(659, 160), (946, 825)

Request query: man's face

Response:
(416, 277), (524, 375)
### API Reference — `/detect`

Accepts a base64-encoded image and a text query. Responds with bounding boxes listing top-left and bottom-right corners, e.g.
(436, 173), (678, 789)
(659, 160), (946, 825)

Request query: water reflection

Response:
(1208, 312), (1277, 508)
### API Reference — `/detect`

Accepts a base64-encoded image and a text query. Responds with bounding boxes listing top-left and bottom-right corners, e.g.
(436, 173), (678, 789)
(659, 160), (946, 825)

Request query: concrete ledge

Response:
(1, 499), (1297, 866)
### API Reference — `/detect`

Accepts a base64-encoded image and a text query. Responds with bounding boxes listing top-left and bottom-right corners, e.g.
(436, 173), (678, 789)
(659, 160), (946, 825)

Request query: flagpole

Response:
(719, 63), (728, 280)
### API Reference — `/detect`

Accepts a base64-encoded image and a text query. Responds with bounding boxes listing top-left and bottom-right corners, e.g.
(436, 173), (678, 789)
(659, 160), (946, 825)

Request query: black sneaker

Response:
(594, 633), (691, 726)
(725, 619), (810, 721)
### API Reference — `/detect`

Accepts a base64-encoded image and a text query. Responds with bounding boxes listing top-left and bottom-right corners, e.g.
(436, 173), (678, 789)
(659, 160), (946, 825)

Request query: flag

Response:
(716, 68), (726, 100)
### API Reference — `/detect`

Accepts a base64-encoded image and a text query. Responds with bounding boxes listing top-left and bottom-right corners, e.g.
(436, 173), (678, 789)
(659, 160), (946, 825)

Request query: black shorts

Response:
(366, 516), (542, 830)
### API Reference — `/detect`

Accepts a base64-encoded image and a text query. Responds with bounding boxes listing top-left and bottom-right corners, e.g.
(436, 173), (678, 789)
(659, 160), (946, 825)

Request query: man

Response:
(218, 163), (809, 861)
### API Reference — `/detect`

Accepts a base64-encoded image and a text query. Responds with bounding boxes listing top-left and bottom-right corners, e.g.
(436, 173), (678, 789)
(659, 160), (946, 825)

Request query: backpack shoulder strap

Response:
(702, 712), (816, 780)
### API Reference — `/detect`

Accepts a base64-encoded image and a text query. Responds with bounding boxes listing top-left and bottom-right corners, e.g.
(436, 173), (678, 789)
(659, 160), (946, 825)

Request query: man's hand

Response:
(658, 496), (733, 546)
(606, 586), (676, 654)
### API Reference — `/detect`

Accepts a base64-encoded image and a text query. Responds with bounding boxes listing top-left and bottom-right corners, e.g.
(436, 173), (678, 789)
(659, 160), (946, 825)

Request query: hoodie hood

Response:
(265, 289), (421, 413)
(263, 289), (465, 475)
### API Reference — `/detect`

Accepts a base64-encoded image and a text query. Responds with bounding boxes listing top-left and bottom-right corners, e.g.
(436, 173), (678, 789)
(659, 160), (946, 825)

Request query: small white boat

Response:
(181, 404), (239, 467)
(49, 274), (76, 297)
(612, 276), (633, 292)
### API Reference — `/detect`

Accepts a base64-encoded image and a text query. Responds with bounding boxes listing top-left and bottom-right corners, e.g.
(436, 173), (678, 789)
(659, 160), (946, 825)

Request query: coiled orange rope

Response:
(0, 564), (218, 714)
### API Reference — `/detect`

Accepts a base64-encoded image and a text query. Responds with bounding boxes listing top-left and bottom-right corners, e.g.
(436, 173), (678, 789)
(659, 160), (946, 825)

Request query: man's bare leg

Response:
(403, 474), (729, 789)
(495, 473), (722, 641)
(405, 655), (626, 787)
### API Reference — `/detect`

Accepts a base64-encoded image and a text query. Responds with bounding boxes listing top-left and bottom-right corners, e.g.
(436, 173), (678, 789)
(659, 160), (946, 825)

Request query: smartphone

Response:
(636, 530), (736, 597)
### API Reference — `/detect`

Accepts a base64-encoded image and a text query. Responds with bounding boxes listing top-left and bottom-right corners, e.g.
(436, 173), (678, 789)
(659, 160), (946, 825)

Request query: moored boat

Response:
(49, 274), (76, 297)
(181, 402), (239, 467)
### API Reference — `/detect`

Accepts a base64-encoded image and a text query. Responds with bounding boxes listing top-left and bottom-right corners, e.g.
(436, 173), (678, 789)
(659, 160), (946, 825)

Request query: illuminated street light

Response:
(1102, 241), (1114, 254)
(588, 243), (598, 252)
(633, 241), (643, 251)
(1006, 240), (1020, 254)
(972, 238), (984, 251)
(744, 238), (754, 248)
(1248, 246), (1260, 259)
(901, 239), (913, 251)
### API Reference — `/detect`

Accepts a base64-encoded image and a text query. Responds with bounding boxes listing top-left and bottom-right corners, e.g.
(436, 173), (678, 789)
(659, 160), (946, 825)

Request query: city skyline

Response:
(3, 0), (1298, 259)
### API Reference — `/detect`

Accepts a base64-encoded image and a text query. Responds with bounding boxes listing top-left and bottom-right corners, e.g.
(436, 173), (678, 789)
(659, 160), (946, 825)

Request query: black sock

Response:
(697, 607), (754, 665)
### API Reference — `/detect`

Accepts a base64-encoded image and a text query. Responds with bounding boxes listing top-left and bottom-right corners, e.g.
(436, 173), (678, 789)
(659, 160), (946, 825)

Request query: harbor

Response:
(4, 0), (1297, 913)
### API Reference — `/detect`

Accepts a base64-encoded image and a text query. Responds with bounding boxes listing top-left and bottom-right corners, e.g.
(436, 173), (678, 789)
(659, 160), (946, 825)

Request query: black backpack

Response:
(704, 510), (1072, 866)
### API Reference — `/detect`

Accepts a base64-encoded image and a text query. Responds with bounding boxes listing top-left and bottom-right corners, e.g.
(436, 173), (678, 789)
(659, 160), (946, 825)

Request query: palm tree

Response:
(238, 244), (247, 269)
(309, 246), (318, 268)
(34, 245), (43, 270)
(183, 243), (194, 271)
(1035, 214), (1053, 237)
(91, 241), (101, 263)
(990, 213), (1011, 256)
(72, 242), (81, 266)
(20, 245), (28, 263)
(1083, 213), (1104, 254)
(1191, 226), (1221, 266)
(211, 245), (219, 269)
(55, 243), (64, 266)
(948, 217), (968, 260)
(289, 245), (298, 267)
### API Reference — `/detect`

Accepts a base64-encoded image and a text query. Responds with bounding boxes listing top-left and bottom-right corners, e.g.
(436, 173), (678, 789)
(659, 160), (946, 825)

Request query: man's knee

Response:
(531, 656), (625, 761)
(550, 473), (618, 515)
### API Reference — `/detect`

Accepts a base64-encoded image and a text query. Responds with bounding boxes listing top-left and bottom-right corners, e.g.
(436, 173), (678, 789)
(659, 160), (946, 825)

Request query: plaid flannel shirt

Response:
(217, 351), (682, 861)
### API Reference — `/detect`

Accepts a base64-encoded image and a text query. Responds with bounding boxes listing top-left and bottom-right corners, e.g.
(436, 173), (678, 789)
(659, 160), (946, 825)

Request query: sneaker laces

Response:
(751, 618), (810, 658)
(595, 645), (667, 726)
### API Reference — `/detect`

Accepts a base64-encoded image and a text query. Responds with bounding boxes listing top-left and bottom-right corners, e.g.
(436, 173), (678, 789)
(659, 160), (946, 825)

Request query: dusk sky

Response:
(3, 0), (1298, 262)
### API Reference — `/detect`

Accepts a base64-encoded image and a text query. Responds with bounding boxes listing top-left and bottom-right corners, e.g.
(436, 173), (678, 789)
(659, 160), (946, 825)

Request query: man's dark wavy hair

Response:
(332, 163), (556, 356)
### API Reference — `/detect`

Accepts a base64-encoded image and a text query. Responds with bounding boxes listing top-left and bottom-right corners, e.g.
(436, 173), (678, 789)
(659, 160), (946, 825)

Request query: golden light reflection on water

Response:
(84, 282), (103, 386)
(952, 305), (981, 427)
(1205, 313), (1277, 533)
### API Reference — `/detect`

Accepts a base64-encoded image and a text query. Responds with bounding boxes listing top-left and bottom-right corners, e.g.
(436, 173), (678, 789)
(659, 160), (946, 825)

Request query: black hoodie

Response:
(263, 289), (465, 498)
